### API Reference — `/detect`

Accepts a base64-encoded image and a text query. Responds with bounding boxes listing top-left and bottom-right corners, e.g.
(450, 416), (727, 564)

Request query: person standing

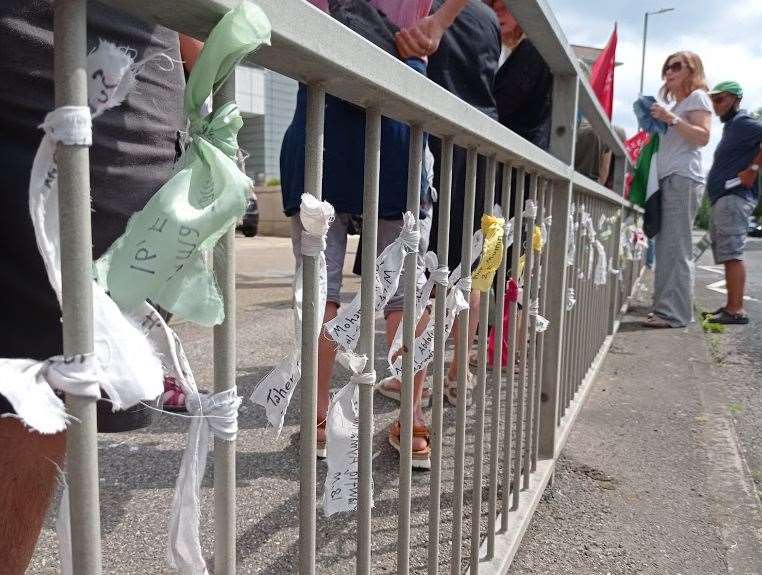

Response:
(643, 51), (712, 328)
(704, 81), (762, 325)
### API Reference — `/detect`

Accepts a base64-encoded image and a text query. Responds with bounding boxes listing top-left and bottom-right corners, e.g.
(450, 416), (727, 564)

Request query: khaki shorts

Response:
(710, 194), (755, 264)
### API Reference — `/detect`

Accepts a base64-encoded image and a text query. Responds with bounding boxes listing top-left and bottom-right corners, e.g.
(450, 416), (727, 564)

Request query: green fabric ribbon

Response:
(95, 3), (271, 325)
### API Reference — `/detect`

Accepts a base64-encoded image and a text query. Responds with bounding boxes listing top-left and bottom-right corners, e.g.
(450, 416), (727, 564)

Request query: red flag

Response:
(590, 25), (617, 118)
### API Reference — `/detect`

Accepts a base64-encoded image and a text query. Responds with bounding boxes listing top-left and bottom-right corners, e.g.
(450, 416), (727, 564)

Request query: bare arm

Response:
(651, 103), (711, 147)
(598, 149), (612, 186)
(395, 0), (470, 59)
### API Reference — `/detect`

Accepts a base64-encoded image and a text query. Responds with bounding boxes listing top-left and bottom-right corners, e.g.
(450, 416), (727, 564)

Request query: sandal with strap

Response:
(642, 315), (672, 328)
(388, 420), (431, 470)
(444, 371), (475, 408)
(701, 307), (726, 319)
(160, 376), (187, 413)
(704, 309), (749, 325)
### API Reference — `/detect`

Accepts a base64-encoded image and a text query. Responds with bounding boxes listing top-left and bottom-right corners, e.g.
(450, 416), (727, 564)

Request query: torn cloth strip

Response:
(251, 193), (334, 433)
(325, 211), (420, 352)
(167, 387), (242, 575)
(471, 214), (506, 292)
(323, 367), (376, 516)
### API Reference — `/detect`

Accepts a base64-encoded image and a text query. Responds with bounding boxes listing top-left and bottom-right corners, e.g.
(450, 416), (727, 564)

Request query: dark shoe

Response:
(705, 310), (749, 325)
(701, 307), (725, 319)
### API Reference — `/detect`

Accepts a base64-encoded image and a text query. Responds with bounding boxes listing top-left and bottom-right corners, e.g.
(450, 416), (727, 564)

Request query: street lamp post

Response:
(639, 8), (675, 96)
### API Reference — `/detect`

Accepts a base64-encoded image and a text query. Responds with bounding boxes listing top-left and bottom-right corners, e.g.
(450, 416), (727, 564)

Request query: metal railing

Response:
(54, 0), (644, 573)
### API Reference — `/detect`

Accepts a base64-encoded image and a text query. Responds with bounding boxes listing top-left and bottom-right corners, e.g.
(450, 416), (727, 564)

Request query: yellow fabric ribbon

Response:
(532, 224), (544, 252)
(471, 214), (505, 291)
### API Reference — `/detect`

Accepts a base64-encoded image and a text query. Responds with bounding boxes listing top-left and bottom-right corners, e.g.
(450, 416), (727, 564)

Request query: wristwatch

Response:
(669, 116), (680, 127)
(751, 164), (760, 172)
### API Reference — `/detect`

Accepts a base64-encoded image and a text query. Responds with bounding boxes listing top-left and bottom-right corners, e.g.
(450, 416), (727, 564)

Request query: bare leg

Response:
(317, 302), (339, 444)
(385, 309), (429, 451)
(724, 260), (746, 315)
(448, 289), (481, 381)
(0, 420), (66, 575)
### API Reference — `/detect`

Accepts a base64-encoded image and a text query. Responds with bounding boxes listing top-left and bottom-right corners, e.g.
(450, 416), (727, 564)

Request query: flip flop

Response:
(388, 420), (431, 470)
(444, 371), (474, 407)
(704, 310), (749, 325)
(642, 315), (672, 328)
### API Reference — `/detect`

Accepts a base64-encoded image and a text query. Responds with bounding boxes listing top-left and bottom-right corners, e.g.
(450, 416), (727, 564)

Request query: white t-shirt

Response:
(656, 89), (712, 184)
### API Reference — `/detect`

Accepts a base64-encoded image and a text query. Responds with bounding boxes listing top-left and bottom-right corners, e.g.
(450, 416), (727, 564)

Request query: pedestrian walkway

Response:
(512, 278), (762, 575)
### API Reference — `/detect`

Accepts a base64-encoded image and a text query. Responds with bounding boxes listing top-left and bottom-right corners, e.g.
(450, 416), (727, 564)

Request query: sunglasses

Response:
(662, 61), (684, 75)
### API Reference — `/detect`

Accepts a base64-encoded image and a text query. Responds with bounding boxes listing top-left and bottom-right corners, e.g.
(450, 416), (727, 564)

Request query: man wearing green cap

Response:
(705, 81), (762, 324)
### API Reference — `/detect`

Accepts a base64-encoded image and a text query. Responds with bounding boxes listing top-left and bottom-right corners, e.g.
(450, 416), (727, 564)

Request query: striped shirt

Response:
(307, 0), (433, 29)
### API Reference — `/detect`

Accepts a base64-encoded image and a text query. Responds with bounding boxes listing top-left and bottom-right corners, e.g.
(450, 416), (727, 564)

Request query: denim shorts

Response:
(290, 213), (431, 315)
(710, 194), (755, 263)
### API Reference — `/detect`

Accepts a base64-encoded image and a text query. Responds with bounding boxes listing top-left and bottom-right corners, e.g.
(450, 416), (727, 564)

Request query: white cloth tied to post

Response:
(318, 212), (420, 516)
(566, 203), (577, 266)
(324, 212), (420, 353)
(386, 252), (448, 378)
(323, 361), (376, 517)
(167, 387), (241, 575)
(566, 287), (577, 311)
(528, 300), (550, 333)
(524, 199), (538, 219)
(251, 194), (334, 433)
(1, 40), (165, 436)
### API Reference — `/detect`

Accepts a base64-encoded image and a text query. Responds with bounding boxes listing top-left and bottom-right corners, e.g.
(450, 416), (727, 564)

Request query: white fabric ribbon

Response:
(528, 300), (550, 333)
(167, 387), (241, 575)
(566, 203), (577, 267)
(593, 240), (608, 286)
(251, 194), (334, 433)
(386, 252), (448, 376)
(566, 287), (577, 311)
(524, 199), (538, 219)
(5, 39), (165, 437)
(324, 212), (419, 352)
(323, 365), (376, 517)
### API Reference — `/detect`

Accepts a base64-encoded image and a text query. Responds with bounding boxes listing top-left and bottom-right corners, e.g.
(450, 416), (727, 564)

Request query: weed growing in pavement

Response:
(729, 403), (744, 415)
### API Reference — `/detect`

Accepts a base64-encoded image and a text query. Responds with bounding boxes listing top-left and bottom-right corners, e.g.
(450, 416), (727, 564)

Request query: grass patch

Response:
(729, 403), (744, 415)
(702, 319), (726, 334)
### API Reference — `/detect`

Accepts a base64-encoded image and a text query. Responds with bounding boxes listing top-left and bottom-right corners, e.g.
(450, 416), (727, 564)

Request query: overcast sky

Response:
(546, 0), (762, 168)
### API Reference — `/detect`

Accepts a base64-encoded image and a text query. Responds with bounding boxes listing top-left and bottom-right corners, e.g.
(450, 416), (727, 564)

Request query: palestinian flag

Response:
(628, 132), (661, 238)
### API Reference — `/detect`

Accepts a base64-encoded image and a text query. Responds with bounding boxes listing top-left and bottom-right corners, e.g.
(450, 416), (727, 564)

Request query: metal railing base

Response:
(467, 459), (556, 575)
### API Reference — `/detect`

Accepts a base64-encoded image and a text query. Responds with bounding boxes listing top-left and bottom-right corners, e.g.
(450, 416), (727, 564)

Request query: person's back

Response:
(426, 0), (500, 269)
(426, 0), (500, 121)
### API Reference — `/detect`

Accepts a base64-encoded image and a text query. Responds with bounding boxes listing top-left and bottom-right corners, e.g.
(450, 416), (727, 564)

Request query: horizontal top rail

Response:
(504, 0), (629, 163)
(100, 0), (635, 206)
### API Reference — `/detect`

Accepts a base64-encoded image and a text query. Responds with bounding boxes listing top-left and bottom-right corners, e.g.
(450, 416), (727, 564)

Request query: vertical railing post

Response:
(55, 1), (103, 573)
(500, 166), (525, 530)
(398, 124), (424, 575)
(357, 107), (380, 575)
(608, 155), (626, 333)
(429, 137), (453, 575)
(539, 73), (578, 459)
(212, 76), (238, 575)
(487, 162), (512, 557)
(471, 155), (497, 573)
(451, 147), (478, 574)
(299, 82), (325, 575)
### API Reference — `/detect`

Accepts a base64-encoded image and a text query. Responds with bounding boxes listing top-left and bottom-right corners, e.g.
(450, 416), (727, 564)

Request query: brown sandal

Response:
(388, 420), (431, 470)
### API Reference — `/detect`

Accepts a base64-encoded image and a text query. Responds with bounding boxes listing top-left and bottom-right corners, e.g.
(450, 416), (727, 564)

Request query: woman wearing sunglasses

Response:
(644, 51), (712, 328)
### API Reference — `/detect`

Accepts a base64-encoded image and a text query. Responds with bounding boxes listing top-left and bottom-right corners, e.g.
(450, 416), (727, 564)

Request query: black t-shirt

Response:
(494, 38), (552, 151)
(0, 1), (184, 359)
(427, 0), (500, 120)
(426, 0), (500, 269)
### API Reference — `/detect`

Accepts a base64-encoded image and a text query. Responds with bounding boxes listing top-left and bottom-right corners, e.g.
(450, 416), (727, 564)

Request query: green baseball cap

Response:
(709, 81), (743, 98)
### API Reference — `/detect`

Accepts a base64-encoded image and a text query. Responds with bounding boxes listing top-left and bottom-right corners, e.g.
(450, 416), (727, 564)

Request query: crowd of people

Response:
(1, 1), (760, 573)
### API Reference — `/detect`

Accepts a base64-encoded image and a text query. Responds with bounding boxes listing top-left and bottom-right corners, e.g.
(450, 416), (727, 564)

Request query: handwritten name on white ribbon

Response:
(251, 194), (334, 433)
